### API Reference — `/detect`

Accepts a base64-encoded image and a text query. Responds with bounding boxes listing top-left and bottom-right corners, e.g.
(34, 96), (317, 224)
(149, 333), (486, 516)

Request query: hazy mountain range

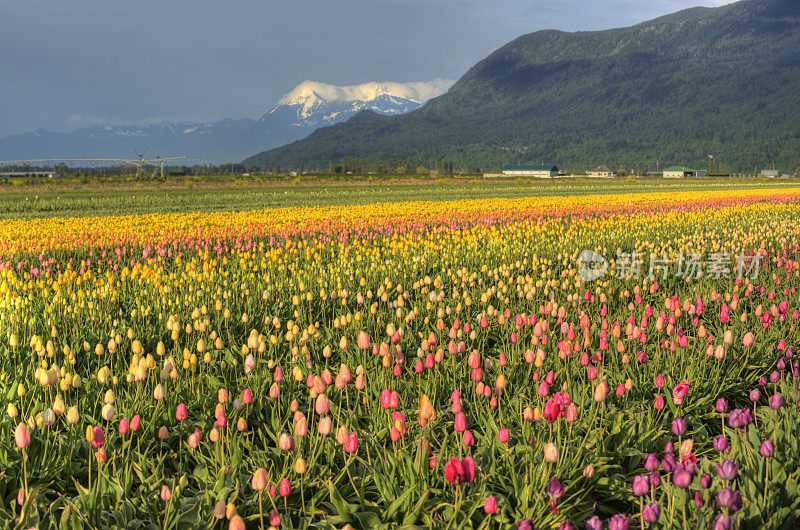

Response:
(0, 79), (453, 165)
(246, 0), (800, 171)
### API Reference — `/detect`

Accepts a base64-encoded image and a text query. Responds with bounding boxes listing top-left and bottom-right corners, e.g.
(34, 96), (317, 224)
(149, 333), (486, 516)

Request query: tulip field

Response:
(1, 184), (800, 529)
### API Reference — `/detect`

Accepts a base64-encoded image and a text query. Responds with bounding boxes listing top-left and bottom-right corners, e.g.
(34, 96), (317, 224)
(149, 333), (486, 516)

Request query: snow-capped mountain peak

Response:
(0, 78), (454, 164)
(277, 79), (452, 106)
(267, 79), (454, 125)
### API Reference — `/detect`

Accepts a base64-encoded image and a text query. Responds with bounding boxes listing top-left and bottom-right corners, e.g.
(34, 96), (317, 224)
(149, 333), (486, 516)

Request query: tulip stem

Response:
(22, 447), (28, 504)
(87, 451), (92, 496)
(164, 498), (172, 530)
(639, 497), (644, 529)
(681, 490), (688, 530)
(259, 490), (264, 530)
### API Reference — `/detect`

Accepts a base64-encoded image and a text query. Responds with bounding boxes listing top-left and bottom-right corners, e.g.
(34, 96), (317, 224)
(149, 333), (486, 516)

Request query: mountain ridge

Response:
(0, 80), (452, 164)
(245, 0), (800, 172)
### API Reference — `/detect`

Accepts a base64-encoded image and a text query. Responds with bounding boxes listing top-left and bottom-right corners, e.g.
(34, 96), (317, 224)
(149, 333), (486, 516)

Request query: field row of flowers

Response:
(1, 188), (799, 529)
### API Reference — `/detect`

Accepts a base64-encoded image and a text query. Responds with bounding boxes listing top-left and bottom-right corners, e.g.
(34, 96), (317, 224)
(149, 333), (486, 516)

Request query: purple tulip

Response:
(649, 470), (661, 487)
(644, 453), (660, 472)
(585, 516), (602, 530)
(700, 473), (713, 489)
(715, 398), (729, 413)
(777, 358), (786, 370)
(713, 435), (729, 452)
(672, 418), (687, 436)
(664, 441), (674, 454)
(712, 514), (732, 530)
(608, 514), (629, 530)
(517, 520), (533, 530)
(661, 454), (676, 473)
(730, 490), (743, 511)
(758, 376), (767, 386)
(728, 408), (753, 429)
(632, 475), (649, 496)
(717, 488), (742, 511)
(548, 478), (565, 500)
(770, 370), (780, 383)
(693, 490), (704, 508)
(716, 459), (738, 481)
(684, 460), (697, 476)
(642, 503), (660, 523)
(673, 469), (692, 489)
(716, 487), (735, 508)
(749, 389), (761, 401)
(760, 440), (775, 458)
(769, 395), (783, 410)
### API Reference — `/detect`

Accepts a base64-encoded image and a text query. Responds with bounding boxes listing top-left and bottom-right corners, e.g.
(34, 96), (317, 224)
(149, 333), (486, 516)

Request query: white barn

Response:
(663, 166), (707, 179)
(501, 164), (559, 178)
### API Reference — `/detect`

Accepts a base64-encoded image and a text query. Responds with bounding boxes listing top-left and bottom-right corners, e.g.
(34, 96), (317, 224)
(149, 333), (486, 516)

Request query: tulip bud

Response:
(252, 468), (268, 491)
(543, 442), (559, 463)
(593, 381), (608, 402)
(484, 495), (498, 514)
(15, 423), (30, 449)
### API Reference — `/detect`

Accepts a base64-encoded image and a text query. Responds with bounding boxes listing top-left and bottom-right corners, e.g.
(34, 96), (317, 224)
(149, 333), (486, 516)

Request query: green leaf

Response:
(327, 482), (354, 523)
(382, 486), (414, 522)
(402, 490), (430, 526)
(354, 511), (382, 528)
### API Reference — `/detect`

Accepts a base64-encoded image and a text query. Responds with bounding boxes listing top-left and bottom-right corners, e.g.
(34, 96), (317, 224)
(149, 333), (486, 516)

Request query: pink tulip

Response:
(454, 412), (467, 432)
(279, 478), (292, 497)
(270, 510), (281, 527)
(565, 403), (578, 422)
(92, 426), (105, 448)
(357, 331), (371, 349)
(498, 428), (509, 443)
(344, 433), (358, 453)
(315, 394), (330, 415)
(485, 495), (498, 514)
(14, 423), (30, 449)
(463, 430), (475, 447)
(672, 380), (691, 405)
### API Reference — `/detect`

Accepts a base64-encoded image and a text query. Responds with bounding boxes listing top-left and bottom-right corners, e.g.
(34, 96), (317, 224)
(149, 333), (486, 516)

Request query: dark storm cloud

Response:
(0, 0), (735, 137)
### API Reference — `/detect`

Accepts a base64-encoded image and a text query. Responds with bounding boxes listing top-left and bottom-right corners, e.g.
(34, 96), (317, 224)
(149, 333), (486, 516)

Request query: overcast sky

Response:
(0, 0), (735, 137)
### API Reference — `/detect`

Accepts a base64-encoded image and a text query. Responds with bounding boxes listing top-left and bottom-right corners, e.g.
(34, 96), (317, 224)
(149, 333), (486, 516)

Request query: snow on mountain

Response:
(277, 79), (452, 106)
(0, 79), (454, 164)
(268, 79), (454, 124)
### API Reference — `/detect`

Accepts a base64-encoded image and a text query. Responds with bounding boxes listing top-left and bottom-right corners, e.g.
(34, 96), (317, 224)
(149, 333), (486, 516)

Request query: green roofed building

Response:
(501, 164), (559, 178)
(662, 166), (707, 179)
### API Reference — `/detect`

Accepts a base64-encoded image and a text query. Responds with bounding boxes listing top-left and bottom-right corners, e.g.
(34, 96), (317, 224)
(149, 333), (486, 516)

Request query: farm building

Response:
(587, 165), (616, 177)
(662, 166), (707, 179)
(761, 169), (779, 178)
(501, 164), (559, 178)
(0, 171), (59, 178)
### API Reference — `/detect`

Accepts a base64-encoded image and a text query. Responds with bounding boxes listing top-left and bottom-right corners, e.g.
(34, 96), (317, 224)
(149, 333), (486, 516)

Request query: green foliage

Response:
(2, 178), (799, 221)
(245, 0), (800, 172)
